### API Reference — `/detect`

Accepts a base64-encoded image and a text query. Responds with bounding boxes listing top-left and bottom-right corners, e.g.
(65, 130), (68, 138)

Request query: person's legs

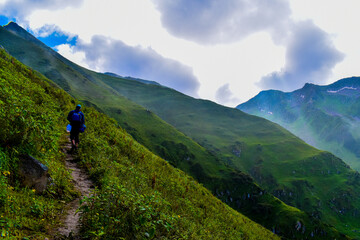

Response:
(74, 132), (80, 148)
(70, 124), (81, 152)
(70, 132), (75, 147)
(70, 129), (79, 150)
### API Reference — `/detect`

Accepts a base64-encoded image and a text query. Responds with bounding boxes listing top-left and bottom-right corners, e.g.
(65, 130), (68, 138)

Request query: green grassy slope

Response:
(0, 47), (79, 238)
(0, 46), (282, 239)
(94, 73), (360, 238)
(0, 22), (353, 239)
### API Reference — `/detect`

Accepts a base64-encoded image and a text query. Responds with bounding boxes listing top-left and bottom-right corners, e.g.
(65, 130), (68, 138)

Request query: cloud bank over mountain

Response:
(215, 83), (239, 105)
(153, 0), (344, 92)
(75, 35), (200, 97)
(259, 21), (344, 91)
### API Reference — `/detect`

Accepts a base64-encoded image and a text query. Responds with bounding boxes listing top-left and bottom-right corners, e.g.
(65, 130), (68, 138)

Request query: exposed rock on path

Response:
(57, 143), (93, 239)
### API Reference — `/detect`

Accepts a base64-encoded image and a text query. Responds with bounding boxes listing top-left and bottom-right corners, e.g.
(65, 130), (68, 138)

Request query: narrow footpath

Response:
(57, 142), (93, 239)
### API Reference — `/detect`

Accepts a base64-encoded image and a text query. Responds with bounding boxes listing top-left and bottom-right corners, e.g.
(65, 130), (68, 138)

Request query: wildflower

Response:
(32, 189), (36, 193)
(2, 171), (10, 176)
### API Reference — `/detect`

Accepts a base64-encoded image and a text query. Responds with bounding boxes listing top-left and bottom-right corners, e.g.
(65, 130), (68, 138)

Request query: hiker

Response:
(67, 104), (85, 151)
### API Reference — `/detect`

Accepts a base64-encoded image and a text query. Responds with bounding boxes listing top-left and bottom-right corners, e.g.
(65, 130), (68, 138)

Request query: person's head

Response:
(76, 104), (81, 111)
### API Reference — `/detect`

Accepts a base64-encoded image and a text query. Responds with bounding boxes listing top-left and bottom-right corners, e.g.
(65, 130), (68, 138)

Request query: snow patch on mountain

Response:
(327, 86), (357, 93)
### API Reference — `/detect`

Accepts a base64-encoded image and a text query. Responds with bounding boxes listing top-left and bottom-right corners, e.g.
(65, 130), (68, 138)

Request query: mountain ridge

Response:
(238, 77), (360, 170)
(104, 72), (161, 86)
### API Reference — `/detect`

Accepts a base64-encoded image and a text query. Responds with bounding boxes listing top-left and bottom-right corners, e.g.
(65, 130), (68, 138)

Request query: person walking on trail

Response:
(67, 104), (85, 151)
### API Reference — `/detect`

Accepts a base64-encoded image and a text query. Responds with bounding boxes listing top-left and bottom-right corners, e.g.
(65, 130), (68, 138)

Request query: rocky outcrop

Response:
(18, 154), (49, 193)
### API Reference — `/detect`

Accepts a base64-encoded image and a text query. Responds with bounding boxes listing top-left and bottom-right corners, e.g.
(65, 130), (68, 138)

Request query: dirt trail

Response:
(57, 142), (93, 239)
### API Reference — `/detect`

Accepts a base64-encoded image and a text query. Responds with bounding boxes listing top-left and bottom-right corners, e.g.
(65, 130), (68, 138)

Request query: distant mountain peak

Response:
(4, 21), (19, 27)
(4, 21), (25, 32)
(3, 21), (50, 50)
(302, 82), (317, 89)
(238, 75), (360, 171)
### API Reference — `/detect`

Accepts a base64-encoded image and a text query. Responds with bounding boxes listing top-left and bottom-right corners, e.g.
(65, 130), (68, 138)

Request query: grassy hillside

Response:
(94, 73), (360, 238)
(0, 45), (281, 239)
(0, 47), (78, 238)
(0, 22), (353, 239)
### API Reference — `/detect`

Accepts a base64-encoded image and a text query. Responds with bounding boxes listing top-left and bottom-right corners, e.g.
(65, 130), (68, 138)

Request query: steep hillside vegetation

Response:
(0, 47), (78, 238)
(238, 78), (360, 171)
(0, 45), (281, 239)
(93, 72), (360, 238)
(0, 22), (354, 239)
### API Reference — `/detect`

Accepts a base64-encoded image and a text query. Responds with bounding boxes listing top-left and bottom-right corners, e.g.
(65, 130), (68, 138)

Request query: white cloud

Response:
(22, 0), (286, 104)
(152, 0), (345, 94)
(0, 0), (83, 21)
(152, 0), (291, 44)
(215, 83), (239, 106)
(289, 0), (360, 85)
(73, 35), (200, 97)
(55, 44), (90, 69)
(258, 21), (344, 91)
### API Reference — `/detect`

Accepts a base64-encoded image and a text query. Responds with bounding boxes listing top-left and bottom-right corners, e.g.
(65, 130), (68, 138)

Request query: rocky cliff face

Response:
(18, 154), (49, 193)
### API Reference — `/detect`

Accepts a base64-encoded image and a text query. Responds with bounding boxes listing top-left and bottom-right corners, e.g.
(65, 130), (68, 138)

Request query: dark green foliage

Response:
(156, 141), (195, 166)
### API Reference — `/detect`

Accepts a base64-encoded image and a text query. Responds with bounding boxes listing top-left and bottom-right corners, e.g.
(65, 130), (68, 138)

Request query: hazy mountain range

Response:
(238, 77), (360, 171)
(1, 21), (360, 239)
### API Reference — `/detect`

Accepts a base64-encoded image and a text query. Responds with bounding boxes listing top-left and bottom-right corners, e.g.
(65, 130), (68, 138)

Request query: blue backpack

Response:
(71, 111), (82, 122)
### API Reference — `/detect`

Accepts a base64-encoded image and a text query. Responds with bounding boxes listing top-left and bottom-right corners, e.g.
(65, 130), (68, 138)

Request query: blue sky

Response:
(0, 15), (9, 25)
(0, 0), (359, 106)
(37, 31), (77, 48)
(0, 15), (77, 48)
